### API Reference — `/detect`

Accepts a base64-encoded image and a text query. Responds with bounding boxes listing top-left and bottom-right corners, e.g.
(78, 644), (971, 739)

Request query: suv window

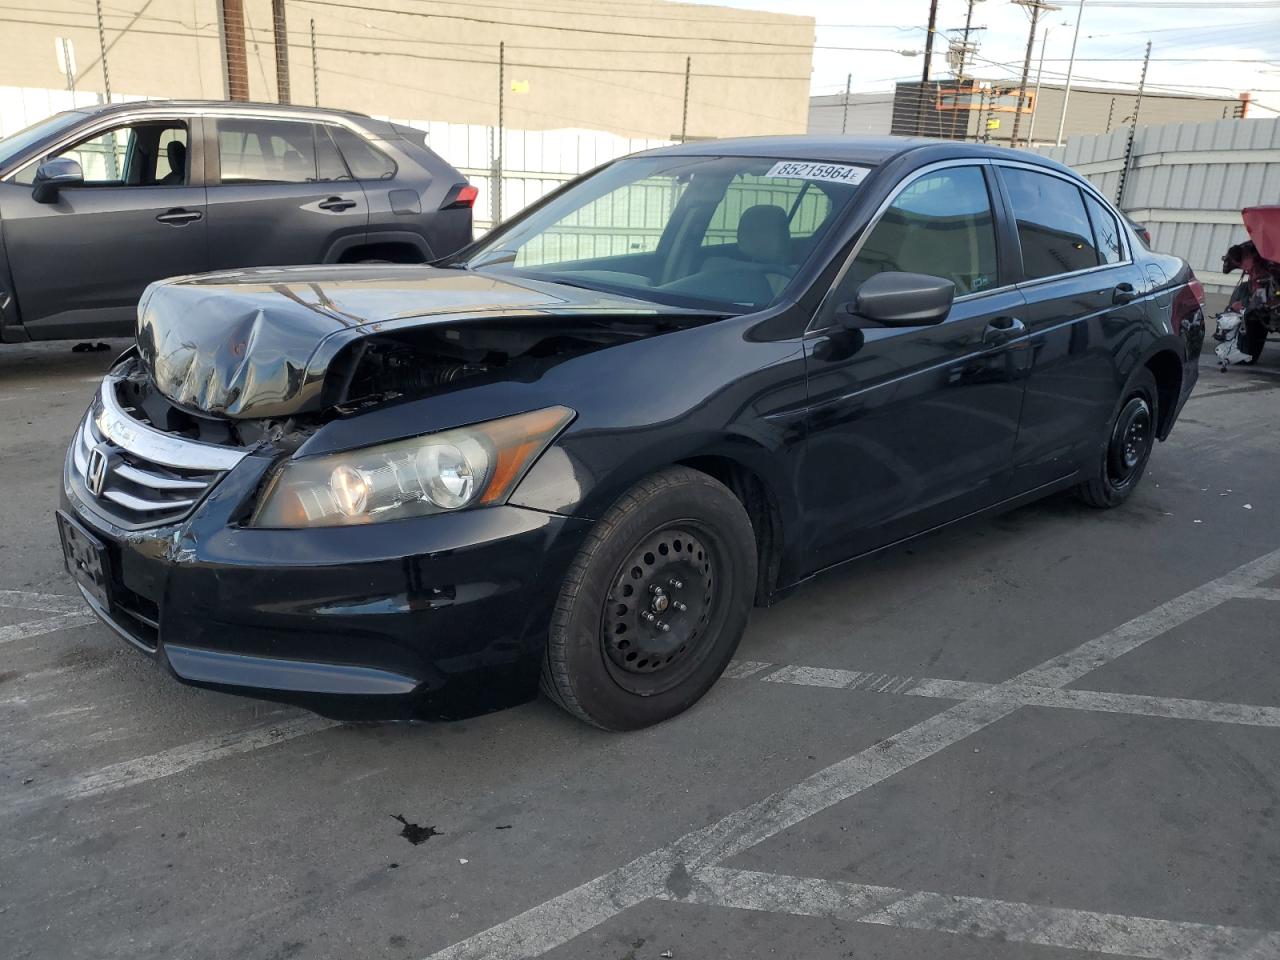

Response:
(328, 126), (395, 180)
(1084, 193), (1124, 265)
(1001, 167), (1100, 279)
(14, 120), (188, 186)
(218, 119), (315, 183)
(842, 165), (998, 297)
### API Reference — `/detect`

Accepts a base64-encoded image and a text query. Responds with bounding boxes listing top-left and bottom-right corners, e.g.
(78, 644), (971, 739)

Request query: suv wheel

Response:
(540, 467), (757, 730)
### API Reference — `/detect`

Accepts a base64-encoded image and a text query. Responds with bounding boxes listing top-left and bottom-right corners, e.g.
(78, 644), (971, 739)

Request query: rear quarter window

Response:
(329, 126), (396, 180)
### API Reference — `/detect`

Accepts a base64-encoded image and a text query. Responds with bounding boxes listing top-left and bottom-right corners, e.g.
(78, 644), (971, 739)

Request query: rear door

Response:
(800, 162), (1030, 569)
(204, 116), (367, 269)
(994, 163), (1149, 492)
(0, 115), (205, 337)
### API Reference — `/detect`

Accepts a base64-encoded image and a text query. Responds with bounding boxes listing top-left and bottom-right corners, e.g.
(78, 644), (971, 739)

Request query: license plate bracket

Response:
(56, 510), (111, 610)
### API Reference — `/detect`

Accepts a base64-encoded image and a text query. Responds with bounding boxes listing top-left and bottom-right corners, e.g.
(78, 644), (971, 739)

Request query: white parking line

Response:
(0, 590), (87, 614)
(0, 611), (97, 644)
(9, 714), (338, 810)
(672, 867), (1280, 960)
(756, 665), (1280, 729)
(424, 545), (1280, 960)
(1228, 585), (1280, 602)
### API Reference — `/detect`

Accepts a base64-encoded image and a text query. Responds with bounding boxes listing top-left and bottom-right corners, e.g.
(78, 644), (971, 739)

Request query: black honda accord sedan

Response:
(58, 136), (1205, 729)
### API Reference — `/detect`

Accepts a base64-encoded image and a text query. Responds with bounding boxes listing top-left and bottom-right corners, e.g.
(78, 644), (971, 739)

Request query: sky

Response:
(687, 0), (1280, 116)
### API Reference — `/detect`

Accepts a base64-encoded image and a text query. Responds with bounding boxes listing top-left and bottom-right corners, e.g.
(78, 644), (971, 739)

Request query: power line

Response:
(291, 0), (822, 49)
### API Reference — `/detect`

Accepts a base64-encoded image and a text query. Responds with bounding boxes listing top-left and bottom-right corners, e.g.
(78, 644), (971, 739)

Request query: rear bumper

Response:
(60, 463), (592, 720)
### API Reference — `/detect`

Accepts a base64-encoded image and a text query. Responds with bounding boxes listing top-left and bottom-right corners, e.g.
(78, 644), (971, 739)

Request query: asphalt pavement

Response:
(1, 335), (1278, 960)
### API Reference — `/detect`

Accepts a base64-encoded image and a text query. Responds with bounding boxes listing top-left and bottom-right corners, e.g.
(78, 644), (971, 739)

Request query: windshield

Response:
(464, 155), (868, 313)
(0, 111), (86, 173)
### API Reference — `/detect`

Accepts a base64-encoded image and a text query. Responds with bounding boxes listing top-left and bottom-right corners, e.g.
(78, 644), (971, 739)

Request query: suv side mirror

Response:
(838, 271), (956, 329)
(32, 158), (84, 203)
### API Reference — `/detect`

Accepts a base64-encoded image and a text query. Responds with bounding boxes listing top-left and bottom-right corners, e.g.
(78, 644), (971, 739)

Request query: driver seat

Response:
(704, 204), (796, 295)
(160, 140), (186, 185)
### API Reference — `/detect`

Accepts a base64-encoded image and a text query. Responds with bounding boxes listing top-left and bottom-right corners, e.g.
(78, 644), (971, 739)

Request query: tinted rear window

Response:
(1001, 167), (1099, 280)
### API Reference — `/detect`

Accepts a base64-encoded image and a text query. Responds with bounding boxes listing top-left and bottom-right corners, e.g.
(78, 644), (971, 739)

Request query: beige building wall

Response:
(0, 0), (815, 140)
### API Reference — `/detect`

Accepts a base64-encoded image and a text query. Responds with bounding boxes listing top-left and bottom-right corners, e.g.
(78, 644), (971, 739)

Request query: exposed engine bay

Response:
(117, 318), (680, 448)
(132, 265), (718, 424)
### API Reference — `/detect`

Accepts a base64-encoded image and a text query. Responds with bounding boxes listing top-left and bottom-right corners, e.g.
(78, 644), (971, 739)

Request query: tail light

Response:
(440, 183), (478, 210)
(1188, 277), (1205, 306)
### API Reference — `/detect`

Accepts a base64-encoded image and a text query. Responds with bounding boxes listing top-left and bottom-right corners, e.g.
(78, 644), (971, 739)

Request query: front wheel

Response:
(1075, 368), (1159, 509)
(541, 467), (757, 730)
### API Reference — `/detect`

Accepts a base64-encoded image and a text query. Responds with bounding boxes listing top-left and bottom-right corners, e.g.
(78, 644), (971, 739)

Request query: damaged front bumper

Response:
(59, 395), (592, 721)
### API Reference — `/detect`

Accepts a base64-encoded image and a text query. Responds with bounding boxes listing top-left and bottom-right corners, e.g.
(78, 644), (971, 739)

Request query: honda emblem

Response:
(86, 444), (110, 498)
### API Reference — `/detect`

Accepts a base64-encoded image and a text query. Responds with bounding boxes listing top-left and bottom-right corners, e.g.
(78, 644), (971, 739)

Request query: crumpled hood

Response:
(136, 264), (679, 419)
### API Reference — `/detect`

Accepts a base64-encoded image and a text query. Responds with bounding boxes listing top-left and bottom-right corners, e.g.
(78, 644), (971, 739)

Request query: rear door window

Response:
(217, 118), (318, 184)
(1000, 166), (1100, 279)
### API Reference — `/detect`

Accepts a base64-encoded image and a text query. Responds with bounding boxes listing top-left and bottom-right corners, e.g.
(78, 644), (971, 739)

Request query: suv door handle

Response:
(318, 196), (357, 211)
(156, 208), (202, 225)
(983, 316), (1026, 345)
(1113, 282), (1138, 304)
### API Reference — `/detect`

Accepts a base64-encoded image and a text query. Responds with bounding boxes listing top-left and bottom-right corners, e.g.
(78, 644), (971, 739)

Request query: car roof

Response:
(63, 99), (402, 137)
(637, 135), (1081, 178)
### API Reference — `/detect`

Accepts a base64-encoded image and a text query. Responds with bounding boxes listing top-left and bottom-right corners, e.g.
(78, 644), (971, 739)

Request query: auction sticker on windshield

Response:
(765, 161), (869, 185)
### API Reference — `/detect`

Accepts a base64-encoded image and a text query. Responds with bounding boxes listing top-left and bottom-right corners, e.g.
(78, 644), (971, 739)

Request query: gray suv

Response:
(0, 101), (475, 342)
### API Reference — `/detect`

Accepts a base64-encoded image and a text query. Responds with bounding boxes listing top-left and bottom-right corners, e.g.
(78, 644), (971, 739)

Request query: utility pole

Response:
(271, 0), (290, 104)
(310, 18), (319, 105)
(1116, 40), (1151, 208)
(495, 40), (505, 224)
(220, 0), (250, 101)
(916, 0), (940, 135)
(94, 0), (111, 101)
(1056, 0), (1085, 145)
(1010, 0), (1059, 148)
(1026, 28), (1049, 144)
(841, 72), (851, 134)
(680, 56), (692, 142)
(921, 0), (940, 83)
(959, 0), (984, 77)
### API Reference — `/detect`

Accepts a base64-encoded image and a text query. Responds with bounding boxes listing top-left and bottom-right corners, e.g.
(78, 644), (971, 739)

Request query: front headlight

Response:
(250, 406), (575, 528)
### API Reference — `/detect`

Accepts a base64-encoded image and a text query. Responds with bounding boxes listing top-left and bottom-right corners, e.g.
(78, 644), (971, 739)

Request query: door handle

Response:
(156, 208), (202, 225)
(983, 316), (1026, 345)
(1113, 282), (1138, 304)
(318, 196), (357, 211)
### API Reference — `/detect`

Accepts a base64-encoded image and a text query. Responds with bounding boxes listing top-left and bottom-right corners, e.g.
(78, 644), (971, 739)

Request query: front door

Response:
(800, 164), (1030, 571)
(0, 116), (205, 338)
(205, 116), (368, 269)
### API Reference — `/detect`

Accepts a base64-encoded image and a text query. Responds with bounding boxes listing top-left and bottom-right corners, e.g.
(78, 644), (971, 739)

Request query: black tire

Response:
(1075, 367), (1159, 509)
(1242, 312), (1267, 363)
(541, 467), (757, 730)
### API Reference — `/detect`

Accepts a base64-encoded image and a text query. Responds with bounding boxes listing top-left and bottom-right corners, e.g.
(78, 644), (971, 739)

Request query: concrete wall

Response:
(1037, 117), (1280, 292)
(0, 0), (814, 141)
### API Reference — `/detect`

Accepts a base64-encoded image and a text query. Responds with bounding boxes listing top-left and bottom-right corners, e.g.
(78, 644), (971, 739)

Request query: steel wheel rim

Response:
(1107, 396), (1152, 489)
(600, 522), (724, 696)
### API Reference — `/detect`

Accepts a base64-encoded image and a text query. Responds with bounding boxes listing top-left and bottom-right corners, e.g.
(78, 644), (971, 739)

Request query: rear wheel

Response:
(1242, 312), (1268, 362)
(541, 467), (757, 730)
(1075, 368), (1158, 509)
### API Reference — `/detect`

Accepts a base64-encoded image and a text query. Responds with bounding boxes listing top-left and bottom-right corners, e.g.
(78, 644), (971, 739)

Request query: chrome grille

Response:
(69, 374), (249, 529)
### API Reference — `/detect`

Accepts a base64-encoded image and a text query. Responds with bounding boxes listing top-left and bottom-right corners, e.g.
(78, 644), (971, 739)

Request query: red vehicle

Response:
(1215, 205), (1280, 363)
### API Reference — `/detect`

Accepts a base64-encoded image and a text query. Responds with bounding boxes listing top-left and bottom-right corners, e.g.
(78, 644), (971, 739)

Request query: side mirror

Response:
(32, 158), (84, 204)
(838, 271), (956, 329)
